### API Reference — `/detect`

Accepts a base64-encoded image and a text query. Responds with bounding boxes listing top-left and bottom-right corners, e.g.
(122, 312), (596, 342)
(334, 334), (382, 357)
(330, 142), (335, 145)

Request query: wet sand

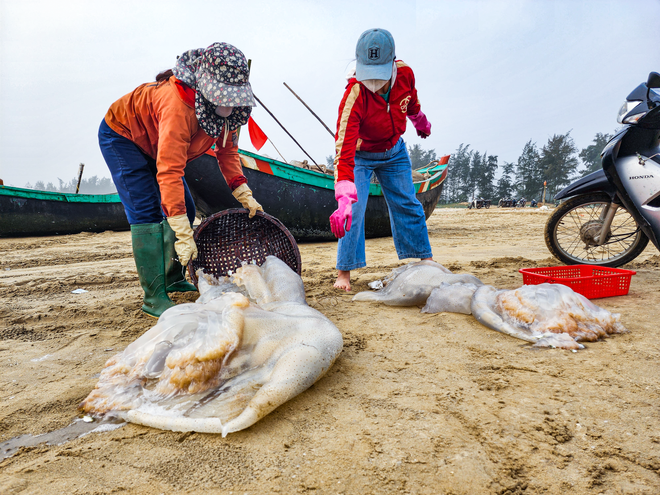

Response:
(1, 208), (659, 494)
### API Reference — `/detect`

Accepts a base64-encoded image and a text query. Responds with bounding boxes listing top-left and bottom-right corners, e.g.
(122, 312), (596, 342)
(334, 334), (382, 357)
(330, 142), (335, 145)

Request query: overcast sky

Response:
(1, 0), (659, 188)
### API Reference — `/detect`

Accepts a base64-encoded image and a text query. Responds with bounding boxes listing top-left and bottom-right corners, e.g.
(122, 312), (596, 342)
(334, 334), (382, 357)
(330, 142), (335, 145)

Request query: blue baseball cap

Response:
(355, 28), (396, 81)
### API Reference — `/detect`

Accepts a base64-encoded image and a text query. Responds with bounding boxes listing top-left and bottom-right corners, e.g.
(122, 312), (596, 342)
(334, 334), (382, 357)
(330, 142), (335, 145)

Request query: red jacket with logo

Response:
(104, 76), (246, 218)
(333, 61), (421, 183)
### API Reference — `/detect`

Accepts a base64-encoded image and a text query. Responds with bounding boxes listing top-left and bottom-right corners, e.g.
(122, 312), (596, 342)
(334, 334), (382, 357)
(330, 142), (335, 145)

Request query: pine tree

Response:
(475, 154), (498, 200)
(408, 144), (425, 170)
(515, 140), (542, 199)
(468, 150), (482, 200)
(408, 144), (437, 169)
(496, 161), (516, 199)
(579, 132), (612, 176)
(540, 131), (579, 199)
(447, 144), (473, 203)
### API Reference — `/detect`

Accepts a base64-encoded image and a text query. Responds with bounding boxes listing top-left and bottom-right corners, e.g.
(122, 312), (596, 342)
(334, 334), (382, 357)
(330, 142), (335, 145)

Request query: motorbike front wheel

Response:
(544, 193), (649, 267)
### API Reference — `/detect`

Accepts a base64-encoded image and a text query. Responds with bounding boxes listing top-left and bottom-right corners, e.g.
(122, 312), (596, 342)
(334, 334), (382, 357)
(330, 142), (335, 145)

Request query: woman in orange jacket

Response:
(99, 42), (262, 317)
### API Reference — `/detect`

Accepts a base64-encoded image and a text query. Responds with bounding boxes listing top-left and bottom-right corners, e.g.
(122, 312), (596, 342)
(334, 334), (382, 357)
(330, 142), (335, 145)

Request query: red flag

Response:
(248, 116), (268, 151)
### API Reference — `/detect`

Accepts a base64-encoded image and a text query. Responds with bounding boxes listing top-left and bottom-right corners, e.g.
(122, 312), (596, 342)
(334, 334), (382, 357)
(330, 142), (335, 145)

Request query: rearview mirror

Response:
(647, 72), (660, 88)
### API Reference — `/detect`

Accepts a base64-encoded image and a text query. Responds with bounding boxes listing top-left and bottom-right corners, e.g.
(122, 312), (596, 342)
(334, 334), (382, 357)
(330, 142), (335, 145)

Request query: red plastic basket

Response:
(518, 265), (636, 299)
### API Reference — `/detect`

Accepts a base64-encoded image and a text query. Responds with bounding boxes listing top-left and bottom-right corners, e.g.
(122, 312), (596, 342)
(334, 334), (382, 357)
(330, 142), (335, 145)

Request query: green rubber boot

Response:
(162, 219), (198, 293)
(131, 223), (175, 318)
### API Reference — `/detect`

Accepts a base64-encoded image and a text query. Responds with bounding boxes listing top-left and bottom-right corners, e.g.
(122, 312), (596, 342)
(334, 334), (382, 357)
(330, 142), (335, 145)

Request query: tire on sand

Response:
(544, 193), (649, 267)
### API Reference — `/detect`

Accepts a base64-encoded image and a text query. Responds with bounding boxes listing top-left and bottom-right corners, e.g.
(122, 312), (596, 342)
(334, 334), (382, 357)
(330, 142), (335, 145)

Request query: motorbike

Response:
(517, 198), (527, 208)
(545, 71), (660, 267)
(468, 198), (491, 209)
(498, 198), (516, 207)
(531, 199), (538, 207)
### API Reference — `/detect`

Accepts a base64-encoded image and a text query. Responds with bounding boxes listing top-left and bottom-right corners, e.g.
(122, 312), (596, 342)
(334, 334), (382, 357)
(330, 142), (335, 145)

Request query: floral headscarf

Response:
(172, 43), (255, 137)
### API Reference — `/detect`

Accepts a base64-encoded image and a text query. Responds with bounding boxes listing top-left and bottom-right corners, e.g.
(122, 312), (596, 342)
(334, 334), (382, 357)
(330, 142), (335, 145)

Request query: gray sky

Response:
(1, 0), (659, 188)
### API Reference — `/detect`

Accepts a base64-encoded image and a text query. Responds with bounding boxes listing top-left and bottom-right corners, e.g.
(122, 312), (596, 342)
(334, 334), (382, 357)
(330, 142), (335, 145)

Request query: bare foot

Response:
(422, 257), (434, 261)
(334, 270), (351, 291)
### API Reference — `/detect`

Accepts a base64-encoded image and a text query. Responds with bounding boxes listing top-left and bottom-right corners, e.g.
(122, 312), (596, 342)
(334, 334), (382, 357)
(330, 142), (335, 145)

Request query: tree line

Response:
(27, 129), (611, 199)
(25, 175), (117, 194)
(409, 131), (612, 204)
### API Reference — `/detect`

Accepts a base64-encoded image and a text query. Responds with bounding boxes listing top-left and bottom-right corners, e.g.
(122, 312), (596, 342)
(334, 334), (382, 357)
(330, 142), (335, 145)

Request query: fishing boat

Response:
(0, 185), (129, 237)
(185, 149), (448, 242)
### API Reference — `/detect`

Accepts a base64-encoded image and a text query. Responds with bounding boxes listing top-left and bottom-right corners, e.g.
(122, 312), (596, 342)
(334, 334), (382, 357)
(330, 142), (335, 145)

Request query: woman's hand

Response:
(232, 183), (264, 218)
(408, 110), (431, 139)
(167, 214), (198, 266)
(330, 180), (358, 238)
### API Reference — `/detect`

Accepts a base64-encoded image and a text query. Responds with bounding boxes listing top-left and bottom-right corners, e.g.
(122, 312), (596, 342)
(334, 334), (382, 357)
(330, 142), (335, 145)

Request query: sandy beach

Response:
(1, 207), (659, 494)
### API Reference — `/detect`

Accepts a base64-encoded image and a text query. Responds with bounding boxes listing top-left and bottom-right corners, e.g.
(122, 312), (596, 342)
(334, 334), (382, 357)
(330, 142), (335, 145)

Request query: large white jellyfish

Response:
(352, 261), (626, 351)
(421, 282), (480, 315)
(80, 257), (343, 437)
(471, 283), (627, 350)
(353, 261), (483, 306)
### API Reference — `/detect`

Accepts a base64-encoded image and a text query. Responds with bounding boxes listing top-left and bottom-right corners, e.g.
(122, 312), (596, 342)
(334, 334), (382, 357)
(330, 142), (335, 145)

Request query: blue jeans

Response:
(336, 138), (432, 271)
(98, 119), (195, 225)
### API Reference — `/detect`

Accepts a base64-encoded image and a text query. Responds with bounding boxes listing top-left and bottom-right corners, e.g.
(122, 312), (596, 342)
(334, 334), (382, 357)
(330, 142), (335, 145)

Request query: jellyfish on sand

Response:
(353, 260), (626, 352)
(352, 261), (483, 307)
(471, 283), (627, 350)
(80, 257), (343, 437)
(421, 282), (480, 315)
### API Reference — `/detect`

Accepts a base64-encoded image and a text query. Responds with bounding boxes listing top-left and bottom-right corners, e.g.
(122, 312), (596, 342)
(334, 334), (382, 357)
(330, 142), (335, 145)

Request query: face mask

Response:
(362, 79), (389, 93)
(215, 106), (234, 118)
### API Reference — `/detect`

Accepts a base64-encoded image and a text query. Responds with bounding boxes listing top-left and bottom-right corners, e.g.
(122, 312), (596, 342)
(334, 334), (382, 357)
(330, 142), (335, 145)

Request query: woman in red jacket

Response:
(99, 42), (262, 317)
(330, 29), (433, 291)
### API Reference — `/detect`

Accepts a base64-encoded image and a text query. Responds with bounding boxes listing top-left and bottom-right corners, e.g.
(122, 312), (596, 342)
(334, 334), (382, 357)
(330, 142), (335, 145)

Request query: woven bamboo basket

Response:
(188, 208), (301, 286)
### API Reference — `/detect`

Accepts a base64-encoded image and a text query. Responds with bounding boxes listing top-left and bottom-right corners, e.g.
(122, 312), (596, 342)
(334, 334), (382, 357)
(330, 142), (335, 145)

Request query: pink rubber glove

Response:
(408, 110), (431, 139)
(329, 180), (358, 238)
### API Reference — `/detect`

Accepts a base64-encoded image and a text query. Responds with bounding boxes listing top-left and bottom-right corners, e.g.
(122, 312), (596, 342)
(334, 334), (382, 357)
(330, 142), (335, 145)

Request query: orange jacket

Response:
(104, 76), (245, 218)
